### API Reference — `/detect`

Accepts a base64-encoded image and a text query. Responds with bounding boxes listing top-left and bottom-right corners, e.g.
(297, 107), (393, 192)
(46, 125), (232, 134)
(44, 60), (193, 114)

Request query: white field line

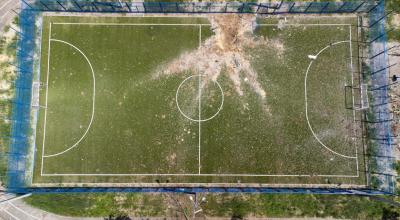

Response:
(8, 203), (40, 220)
(0, 11), (10, 20)
(43, 39), (96, 158)
(0, 0), (13, 11)
(53, 22), (211, 26)
(258, 23), (351, 26)
(41, 22), (360, 178)
(198, 25), (202, 175)
(40, 22), (52, 176)
(304, 40), (357, 159)
(198, 75), (201, 175)
(349, 25), (360, 176)
(44, 14), (356, 19)
(3, 208), (21, 220)
(41, 173), (359, 177)
(199, 24), (202, 48)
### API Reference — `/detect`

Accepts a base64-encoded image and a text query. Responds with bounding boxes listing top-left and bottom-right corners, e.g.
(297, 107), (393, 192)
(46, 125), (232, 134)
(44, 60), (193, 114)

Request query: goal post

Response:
(345, 84), (369, 110)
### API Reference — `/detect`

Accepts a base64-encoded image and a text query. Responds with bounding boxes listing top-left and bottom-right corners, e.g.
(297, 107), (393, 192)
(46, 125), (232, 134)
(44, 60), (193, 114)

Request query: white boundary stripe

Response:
(3, 208), (21, 220)
(198, 55), (202, 175)
(53, 22), (211, 26)
(0, 0), (13, 11)
(304, 40), (357, 159)
(40, 22), (52, 175)
(40, 22), (360, 179)
(258, 23), (352, 26)
(349, 26), (360, 176)
(8, 203), (40, 220)
(198, 26), (202, 174)
(41, 173), (359, 177)
(43, 39), (96, 158)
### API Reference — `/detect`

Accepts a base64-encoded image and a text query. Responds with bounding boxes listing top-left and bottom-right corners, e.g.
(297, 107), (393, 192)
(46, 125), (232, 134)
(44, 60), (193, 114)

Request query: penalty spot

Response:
(308, 55), (317, 60)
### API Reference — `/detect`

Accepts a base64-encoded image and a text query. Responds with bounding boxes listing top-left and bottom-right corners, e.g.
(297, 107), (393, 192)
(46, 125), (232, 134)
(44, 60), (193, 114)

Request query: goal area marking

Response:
(39, 21), (361, 179)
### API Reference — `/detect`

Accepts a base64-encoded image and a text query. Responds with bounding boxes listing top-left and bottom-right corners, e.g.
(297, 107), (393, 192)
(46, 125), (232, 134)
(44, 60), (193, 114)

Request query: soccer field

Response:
(32, 15), (366, 187)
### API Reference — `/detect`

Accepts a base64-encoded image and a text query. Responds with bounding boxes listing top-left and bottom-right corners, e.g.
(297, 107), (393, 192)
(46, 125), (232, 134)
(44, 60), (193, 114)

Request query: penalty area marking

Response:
(304, 40), (357, 159)
(42, 38), (96, 158)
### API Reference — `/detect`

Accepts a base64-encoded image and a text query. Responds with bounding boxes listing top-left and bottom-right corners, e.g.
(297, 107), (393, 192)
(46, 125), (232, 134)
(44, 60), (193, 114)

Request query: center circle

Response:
(176, 75), (224, 122)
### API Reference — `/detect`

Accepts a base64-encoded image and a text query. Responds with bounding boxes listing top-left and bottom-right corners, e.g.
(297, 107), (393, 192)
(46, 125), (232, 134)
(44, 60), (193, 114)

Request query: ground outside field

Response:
(31, 14), (366, 187)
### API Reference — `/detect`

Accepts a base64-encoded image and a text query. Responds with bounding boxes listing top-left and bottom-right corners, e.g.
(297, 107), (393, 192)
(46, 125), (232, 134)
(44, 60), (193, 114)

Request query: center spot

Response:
(176, 75), (224, 122)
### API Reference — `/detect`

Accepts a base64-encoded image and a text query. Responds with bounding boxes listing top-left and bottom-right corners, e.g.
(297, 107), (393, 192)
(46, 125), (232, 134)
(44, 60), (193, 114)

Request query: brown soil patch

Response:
(391, 14), (400, 28)
(155, 14), (282, 103)
(388, 41), (400, 160)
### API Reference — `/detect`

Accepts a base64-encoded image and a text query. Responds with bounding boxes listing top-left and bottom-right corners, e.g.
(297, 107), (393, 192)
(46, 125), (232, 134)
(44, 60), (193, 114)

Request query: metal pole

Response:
(125, 2), (131, 12)
(369, 11), (393, 28)
(288, 2), (295, 12)
(319, 2), (329, 13)
(337, 2), (348, 13)
(367, 0), (382, 13)
(370, 45), (399, 59)
(73, 0), (82, 11)
(371, 63), (396, 75)
(369, 28), (394, 44)
(352, 1), (365, 13)
(56, 0), (66, 11)
(91, 2), (99, 12)
(304, 2), (313, 13)
(40, 1), (51, 10)
(21, 0), (34, 9)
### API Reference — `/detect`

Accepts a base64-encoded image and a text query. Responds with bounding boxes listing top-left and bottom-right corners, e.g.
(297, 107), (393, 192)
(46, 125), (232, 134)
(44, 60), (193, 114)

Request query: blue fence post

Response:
(125, 3), (131, 12)
(319, 2), (330, 13)
(73, 0), (82, 11)
(288, 2), (295, 12)
(21, 0), (34, 9)
(159, 2), (163, 13)
(337, 2), (348, 13)
(91, 2), (99, 12)
(40, 1), (50, 11)
(370, 11), (393, 28)
(370, 45), (399, 59)
(255, 3), (261, 13)
(109, 3), (116, 12)
(367, 0), (382, 13)
(304, 2), (313, 13)
(56, 0), (66, 11)
(352, 1), (366, 13)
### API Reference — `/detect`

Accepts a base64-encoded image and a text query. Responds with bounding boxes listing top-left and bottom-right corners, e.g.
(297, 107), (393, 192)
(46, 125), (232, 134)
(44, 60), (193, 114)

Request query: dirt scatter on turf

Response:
(155, 14), (280, 105)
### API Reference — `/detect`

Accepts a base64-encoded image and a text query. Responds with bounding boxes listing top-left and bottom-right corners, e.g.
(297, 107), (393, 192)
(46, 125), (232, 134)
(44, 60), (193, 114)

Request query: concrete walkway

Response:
(0, 197), (102, 220)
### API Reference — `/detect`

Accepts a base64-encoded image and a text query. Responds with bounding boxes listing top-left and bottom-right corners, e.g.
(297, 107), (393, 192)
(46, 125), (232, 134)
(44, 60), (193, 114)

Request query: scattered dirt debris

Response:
(155, 14), (282, 103)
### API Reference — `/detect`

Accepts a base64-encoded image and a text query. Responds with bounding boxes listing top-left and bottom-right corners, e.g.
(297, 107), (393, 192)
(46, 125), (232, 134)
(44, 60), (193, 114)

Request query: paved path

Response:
(0, 0), (19, 33)
(0, 194), (102, 220)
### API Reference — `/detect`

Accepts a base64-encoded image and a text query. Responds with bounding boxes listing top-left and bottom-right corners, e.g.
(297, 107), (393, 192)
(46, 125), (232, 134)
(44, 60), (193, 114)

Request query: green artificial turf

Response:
(32, 15), (365, 186)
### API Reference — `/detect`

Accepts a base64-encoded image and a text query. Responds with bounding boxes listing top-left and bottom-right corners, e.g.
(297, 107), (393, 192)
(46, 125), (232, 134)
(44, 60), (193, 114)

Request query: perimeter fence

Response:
(4, 0), (398, 196)
(21, 0), (377, 14)
(6, 8), (36, 192)
(359, 0), (398, 194)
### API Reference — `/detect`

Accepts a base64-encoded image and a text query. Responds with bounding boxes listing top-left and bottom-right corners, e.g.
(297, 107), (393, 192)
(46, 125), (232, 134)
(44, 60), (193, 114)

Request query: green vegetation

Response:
(25, 193), (400, 219)
(33, 15), (364, 186)
(0, 17), (18, 185)
(25, 193), (166, 217)
(204, 194), (399, 219)
(386, 0), (400, 41)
